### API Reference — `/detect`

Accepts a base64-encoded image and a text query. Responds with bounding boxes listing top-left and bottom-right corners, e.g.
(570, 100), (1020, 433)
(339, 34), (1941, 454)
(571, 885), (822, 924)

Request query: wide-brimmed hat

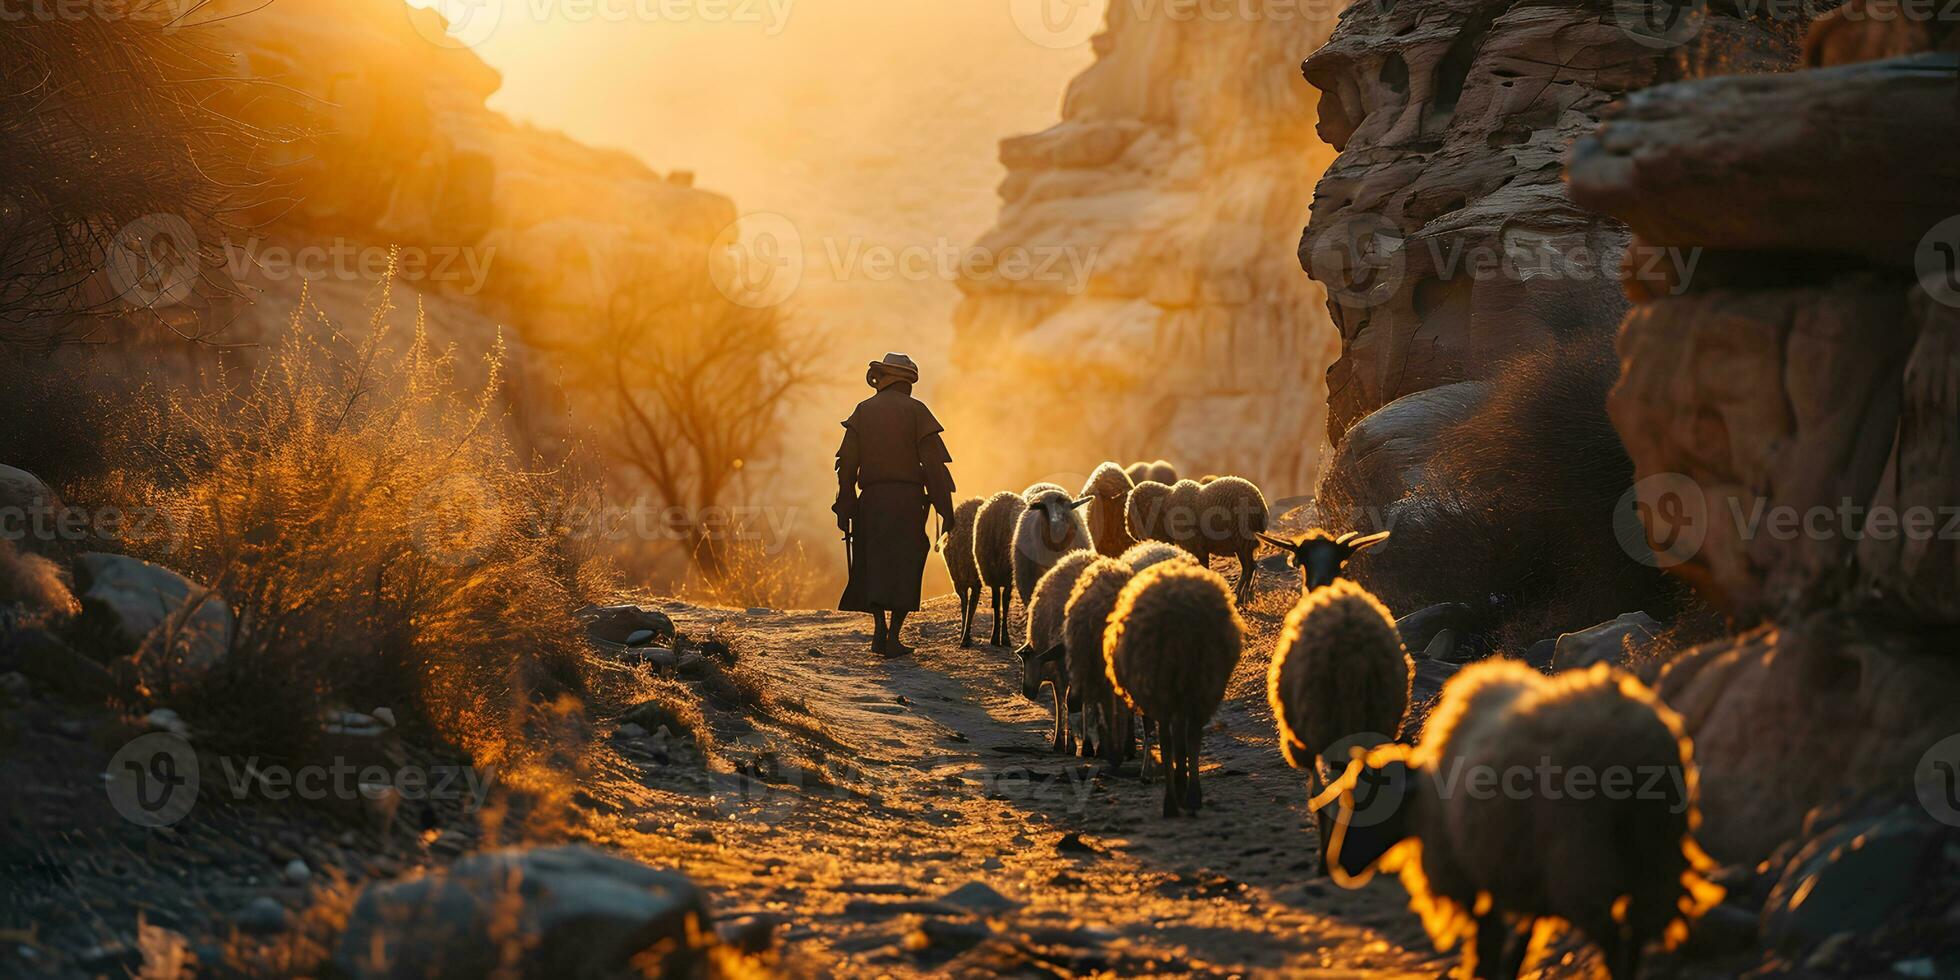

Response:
(867, 352), (919, 383)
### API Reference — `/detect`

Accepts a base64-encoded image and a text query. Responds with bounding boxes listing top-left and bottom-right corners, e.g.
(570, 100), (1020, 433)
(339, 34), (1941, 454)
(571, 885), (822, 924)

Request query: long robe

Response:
(833, 382), (955, 613)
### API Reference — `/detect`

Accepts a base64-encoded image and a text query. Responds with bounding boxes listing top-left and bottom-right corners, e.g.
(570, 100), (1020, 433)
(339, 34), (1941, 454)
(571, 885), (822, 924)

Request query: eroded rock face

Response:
(950, 0), (1344, 496)
(1300, 0), (1799, 443)
(1573, 50), (1960, 624)
(1657, 614), (1960, 866)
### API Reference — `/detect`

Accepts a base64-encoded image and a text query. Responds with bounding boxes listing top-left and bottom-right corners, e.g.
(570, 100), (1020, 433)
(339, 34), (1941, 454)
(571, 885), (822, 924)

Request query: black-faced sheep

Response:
(1195, 476), (1269, 603)
(1014, 488), (1093, 605)
(974, 490), (1024, 647)
(1018, 548), (1098, 753)
(1267, 577), (1412, 875)
(1080, 461), (1136, 558)
(1256, 529), (1391, 592)
(1125, 480), (1172, 544)
(1104, 562), (1245, 817)
(940, 496), (985, 648)
(1325, 660), (1724, 980)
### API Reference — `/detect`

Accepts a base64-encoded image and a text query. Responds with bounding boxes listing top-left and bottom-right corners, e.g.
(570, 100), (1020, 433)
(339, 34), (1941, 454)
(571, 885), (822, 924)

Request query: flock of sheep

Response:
(936, 461), (1726, 979)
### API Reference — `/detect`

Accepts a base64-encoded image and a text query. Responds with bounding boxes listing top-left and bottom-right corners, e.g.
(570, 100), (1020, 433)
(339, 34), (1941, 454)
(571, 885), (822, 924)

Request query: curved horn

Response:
(1070, 495), (1094, 509)
(1348, 530), (1391, 551)
(1255, 532), (1296, 550)
(1334, 530), (1361, 545)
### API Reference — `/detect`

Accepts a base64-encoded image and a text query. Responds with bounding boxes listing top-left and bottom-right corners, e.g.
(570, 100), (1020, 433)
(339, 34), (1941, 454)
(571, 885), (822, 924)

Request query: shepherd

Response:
(834, 353), (957, 657)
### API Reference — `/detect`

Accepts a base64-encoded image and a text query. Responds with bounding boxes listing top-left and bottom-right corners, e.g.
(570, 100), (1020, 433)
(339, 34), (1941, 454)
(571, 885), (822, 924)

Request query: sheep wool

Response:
(1125, 480), (1172, 544)
(1145, 459), (1178, 485)
(1164, 479), (1206, 559)
(1014, 488), (1093, 604)
(1268, 578), (1412, 773)
(974, 490), (1025, 646)
(1123, 461), (1152, 485)
(941, 496), (985, 647)
(1063, 555), (1138, 764)
(1080, 461), (1137, 558)
(1329, 660), (1723, 980)
(1195, 476), (1270, 603)
(1118, 540), (1191, 574)
(1021, 548), (1099, 753)
(1104, 562), (1246, 817)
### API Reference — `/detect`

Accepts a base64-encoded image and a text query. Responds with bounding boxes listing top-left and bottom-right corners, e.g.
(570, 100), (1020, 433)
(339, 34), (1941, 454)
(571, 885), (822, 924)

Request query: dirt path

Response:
(574, 590), (1449, 977)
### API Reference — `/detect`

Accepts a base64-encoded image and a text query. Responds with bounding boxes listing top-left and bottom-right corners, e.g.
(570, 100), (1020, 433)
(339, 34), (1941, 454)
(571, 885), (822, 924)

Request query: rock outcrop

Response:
(1297, 0), (1804, 642)
(1571, 2), (1960, 925)
(949, 0), (1344, 497)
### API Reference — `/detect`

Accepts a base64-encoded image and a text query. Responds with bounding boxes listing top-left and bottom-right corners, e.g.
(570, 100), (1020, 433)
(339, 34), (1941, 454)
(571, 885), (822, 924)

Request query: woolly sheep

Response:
(1145, 459), (1178, 485)
(1125, 480), (1172, 545)
(1080, 461), (1136, 559)
(1267, 577), (1412, 875)
(1256, 529), (1392, 592)
(1104, 562), (1245, 817)
(939, 496), (984, 647)
(1062, 542), (1195, 767)
(1013, 488), (1093, 605)
(1162, 479), (1206, 559)
(1017, 548), (1098, 753)
(1123, 461), (1151, 485)
(1022, 481), (1067, 499)
(1325, 660), (1724, 980)
(1194, 476), (1270, 603)
(973, 491), (1024, 647)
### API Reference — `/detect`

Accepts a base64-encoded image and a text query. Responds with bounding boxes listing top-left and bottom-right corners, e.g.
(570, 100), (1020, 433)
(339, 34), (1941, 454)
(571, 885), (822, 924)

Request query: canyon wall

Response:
(948, 0), (1344, 499)
(1569, 13), (1960, 870)
(1297, 0), (1801, 642)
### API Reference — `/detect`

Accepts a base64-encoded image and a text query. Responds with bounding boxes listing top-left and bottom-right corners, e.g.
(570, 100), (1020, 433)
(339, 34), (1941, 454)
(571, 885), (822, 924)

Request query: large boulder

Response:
(1761, 803), (1948, 953)
(0, 464), (63, 557)
(1656, 614), (1960, 865)
(332, 845), (713, 979)
(72, 553), (232, 675)
(1551, 611), (1660, 672)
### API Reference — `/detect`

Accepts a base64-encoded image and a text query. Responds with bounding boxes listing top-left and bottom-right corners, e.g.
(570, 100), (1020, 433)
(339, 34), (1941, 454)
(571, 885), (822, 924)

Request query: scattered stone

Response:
(73, 553), (231, 669)
(1055, 832), (1099, 856)
(6, 629), (114, 702)
(575, 604), (675, 647)
(324, 710), (388, 737)
(144, 708), (189, 737)
(1523, 637), (1557, 671)
(1895, 959), (1938, 978)
(371, 707), (396, 728)
(1551, 612), (1660, 672)
(0, 465), (62, 557)
(614, 722), (649, 740)
(717, 913), (782, 954)
(624, 628), (656, 646)
(333, 845), (711, 979)
(282, 859), (311, 886)
(642, 648), (679, 669)
(939, 881), (1020, 914)
(745, 607), (770, 616)
(1394, 602), (1477, 654)
(1763, 805), (1942, 951)
(235, 896), (288, 934)
(0, 671), (27, 697)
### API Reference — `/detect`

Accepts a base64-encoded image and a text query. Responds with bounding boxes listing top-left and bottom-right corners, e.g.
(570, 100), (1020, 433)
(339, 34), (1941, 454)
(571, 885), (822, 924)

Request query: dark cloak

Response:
(834, 382), (956, 613)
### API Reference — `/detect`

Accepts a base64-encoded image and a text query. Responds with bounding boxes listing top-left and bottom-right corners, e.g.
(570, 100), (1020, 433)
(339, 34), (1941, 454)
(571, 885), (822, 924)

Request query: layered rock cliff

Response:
(1568, 11), (1960, 876)
(949, 0), (1344, 497)
(1298, 0), (1803, 643)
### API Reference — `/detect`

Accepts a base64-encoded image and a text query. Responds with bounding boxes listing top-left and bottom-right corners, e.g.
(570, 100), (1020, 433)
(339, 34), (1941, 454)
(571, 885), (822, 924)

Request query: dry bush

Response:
(678, 538), (821, 610)
(99, 267), (591, 788)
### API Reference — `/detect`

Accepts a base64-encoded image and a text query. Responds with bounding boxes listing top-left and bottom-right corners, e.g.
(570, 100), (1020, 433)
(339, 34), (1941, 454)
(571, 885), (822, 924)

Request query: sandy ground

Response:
(574, 579), (1461, 978)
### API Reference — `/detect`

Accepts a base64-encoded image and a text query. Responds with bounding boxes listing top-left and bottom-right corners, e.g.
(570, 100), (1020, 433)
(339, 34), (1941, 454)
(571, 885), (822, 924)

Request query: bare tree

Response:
(0, 0), (289, 354)
(605, 274), (819, 580)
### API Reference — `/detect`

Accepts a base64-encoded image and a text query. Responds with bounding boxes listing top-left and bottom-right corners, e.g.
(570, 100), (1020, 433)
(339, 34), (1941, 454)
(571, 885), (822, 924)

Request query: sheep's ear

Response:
(1069, 495), (1093, 509)
(1347, 530), (1391, 552)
